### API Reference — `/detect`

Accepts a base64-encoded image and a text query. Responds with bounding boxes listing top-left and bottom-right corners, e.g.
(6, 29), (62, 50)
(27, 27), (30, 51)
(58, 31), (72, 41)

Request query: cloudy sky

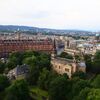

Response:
(0, 0), (100, 31)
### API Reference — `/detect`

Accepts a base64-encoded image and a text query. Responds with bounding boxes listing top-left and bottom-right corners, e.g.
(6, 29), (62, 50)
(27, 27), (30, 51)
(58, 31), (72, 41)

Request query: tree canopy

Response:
(0, 75), (10, 92)
(92, 51), (100, 74)
(59, 52), (73, 59)
(5, 79), (30, 100)
(49, 75), (70, 100)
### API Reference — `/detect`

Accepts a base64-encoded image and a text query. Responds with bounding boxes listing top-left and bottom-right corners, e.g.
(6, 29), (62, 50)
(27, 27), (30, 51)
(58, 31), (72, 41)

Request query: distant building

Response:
(95, 33), (100, 42)
(65, 39), (86, 50)
(7, 64), (29, 80)
(51, 57), (86, 78)
(77, 43), (97, 55)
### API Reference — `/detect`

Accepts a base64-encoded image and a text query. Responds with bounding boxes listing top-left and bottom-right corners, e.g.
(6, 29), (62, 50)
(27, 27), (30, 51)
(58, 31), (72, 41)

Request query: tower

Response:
(65, 39), (70, 50)
(51, 38), (57, 58)
(16, 28), (21, 40)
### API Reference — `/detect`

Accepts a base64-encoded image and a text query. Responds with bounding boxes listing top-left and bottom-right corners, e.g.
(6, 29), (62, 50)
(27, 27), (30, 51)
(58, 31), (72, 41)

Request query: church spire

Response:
(51, 37), (57, 58)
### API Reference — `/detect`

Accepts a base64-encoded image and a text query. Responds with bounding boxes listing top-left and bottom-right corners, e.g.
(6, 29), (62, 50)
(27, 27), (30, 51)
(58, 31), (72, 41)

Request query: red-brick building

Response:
(0, 39), (56, 57)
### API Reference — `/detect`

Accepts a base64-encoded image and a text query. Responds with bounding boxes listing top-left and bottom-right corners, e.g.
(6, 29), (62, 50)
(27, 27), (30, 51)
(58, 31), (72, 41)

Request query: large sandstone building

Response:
(51, 57), (86, 78)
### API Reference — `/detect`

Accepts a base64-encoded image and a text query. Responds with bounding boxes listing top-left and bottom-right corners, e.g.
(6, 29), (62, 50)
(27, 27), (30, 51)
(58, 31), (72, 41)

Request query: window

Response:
(65, 68), (69, 72)
(55, 65), (57, 68)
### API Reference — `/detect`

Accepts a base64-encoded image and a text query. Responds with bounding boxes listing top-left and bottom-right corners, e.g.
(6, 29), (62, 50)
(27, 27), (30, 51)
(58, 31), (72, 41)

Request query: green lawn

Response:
(30, 86), (48, 100)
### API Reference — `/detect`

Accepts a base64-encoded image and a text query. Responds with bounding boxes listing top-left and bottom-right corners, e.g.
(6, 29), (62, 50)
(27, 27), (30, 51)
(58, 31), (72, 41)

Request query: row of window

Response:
(54, 65), (70, 72)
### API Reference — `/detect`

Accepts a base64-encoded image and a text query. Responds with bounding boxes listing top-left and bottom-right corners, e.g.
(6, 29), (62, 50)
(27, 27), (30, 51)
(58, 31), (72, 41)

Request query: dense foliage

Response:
(0, 51), (100, 100)
(0, 75), (10, 92)
(59, 52), (73, 59)
(5, 79), (30, 100)
(84, 51), (100, 74)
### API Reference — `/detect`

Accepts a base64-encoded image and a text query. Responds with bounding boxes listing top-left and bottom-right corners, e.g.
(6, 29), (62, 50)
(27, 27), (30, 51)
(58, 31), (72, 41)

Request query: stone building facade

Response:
(51, 57), (86, 78)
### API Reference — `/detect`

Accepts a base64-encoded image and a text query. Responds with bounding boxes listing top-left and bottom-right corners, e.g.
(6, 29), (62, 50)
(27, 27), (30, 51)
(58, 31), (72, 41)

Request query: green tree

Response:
(87, 89), (100, 100)
(23, 55), (37, 66)
(74, 54), (81, 61)
(23, 55), (40, 85)
(5, 60), (16, 71)
(6, 52), (24, 70)
(39, 53), (51, 70)
(59, 52), (73, 59)
(0, 61), (5, 74)
(74, 87), (90, 100)
(38, 68), (50, 90)
(84, 54), (92, 72)
(5, 79), (30, 100)
(92, 75), (100, 88)
(9, 52), (24, 65)
(72, 71), (87, 79)
(72, 79), (90, 98)
(23, 52), (51, 85)
(23, 51), (35, 58)
(44, 71), (59, 90)
(0, 75), (10, 92)
(27, 65), (40, 85)
(92, 51), (100, 74)
(49, 75), (71, 100)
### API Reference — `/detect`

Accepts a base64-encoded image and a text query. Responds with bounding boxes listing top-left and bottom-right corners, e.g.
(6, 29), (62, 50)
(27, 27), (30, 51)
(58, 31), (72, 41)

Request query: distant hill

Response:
(0, 25), (92, 36)
(0, 25), (38, 32)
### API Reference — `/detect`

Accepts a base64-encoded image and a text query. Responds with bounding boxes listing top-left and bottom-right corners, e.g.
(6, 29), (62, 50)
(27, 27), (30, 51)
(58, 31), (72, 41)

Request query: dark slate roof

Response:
(16, 64), (29, 76)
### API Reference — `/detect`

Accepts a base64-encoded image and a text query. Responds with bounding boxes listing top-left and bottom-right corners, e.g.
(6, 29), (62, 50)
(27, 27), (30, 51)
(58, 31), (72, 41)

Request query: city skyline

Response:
(0, 0), (100, 31)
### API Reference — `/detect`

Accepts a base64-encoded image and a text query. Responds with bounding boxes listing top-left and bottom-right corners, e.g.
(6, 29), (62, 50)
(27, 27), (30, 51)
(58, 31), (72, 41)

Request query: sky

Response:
(0, 0), (100, 31)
